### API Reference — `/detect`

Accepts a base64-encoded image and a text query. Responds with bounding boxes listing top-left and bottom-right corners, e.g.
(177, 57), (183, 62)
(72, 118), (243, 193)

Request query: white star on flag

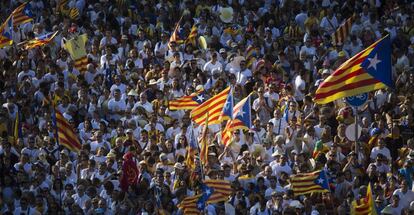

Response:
(196, 95), (204, 102)
(205, 188), (211, 195)
(317, 178), (324, 185)
(197, 203), (203, 209)
(238, 109), (245, 118)
(367, 54), (381, 70)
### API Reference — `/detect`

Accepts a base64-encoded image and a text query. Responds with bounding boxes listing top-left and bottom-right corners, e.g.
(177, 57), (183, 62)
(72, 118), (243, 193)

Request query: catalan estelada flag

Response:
(63, 34), (88, 73)
(169, 91), (205, 110)
(290, 170), (330, 196)
(54, 110), (81, 153)
(332, 15), (354, 45)
(178, 194), (203, 215)
(351, 184), (377, 215)
(0, 15), (13, 48)
(219, 87), (233, 122)
(186, 24), (198, 46)
(169, 16), (184, 49)
(203, 179), (232, 203)
(221, 94), (252, 146)
(12, 2), (34, 27)
(191, 87), (230, 125)
(199, 116), (209, 166)
(314, 36), (393, 104)
(23, 31), (59, 50)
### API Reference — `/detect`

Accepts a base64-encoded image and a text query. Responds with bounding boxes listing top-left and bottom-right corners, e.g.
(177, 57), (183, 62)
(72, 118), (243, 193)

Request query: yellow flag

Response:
(63, 34), (88, 73)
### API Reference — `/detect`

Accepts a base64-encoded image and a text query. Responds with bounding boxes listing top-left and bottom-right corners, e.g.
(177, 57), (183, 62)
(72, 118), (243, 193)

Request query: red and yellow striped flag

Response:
(63, 34), (88, 73)
(23, 31), (59, 50)
(55, 111), (81, 153)
(314, 36), (392, 104)
(204, 179), (232, 203)
(186, 24), (198, 46)
(169, 91), (205, 110)
(291, 170), (330, 196)
(199, 116), (209, 166)
(332, 15), (354, 45)
(12, 2), (34, 27)
(178, 194), (203, 215)
(168, 16), (184, 49)
(351, 184), (377, 215)
(0, 15), (13, 48)
(191, 87), (230, 125)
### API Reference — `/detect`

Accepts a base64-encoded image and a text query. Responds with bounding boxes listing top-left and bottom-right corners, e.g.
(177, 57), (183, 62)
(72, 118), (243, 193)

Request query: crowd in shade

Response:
(1, 0), (414, 215)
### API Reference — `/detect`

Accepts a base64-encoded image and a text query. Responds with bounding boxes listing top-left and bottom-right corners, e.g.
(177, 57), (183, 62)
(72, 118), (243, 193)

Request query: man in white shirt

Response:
(393, 179), (414, 209)
(132, 92), (153, 114)
(99, 30), (118, 50)
(236, 60), (252, 85)
(370, 138), (392, 161)
(203, 52), (222, 76)
(294, 70), (306, 105)
(107, 89), (126, 121)
(269, 109), (288, 135)
(72, 185), (90, 210)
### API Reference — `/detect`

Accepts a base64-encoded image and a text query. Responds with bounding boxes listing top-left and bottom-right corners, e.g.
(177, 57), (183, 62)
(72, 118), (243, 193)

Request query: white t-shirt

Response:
(370, 146), (391, 161)
(107, 98), (127, 121)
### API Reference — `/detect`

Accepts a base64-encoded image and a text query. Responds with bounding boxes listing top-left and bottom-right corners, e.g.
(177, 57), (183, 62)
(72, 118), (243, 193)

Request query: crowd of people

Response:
(1, 0), (414, 214)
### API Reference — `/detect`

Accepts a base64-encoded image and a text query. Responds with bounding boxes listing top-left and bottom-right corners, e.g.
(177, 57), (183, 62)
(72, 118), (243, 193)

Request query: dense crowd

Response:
(1, 0), (414, 214)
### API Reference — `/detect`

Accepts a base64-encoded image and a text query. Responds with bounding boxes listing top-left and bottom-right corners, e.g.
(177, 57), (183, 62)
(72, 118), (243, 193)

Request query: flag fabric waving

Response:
(169, 16), (184, 49)
(191, 86), (230, 125)
(332, 15), (354, 45)
(219, 87), (233, 122)
(0, 16), (13, 48)
(290, 170), (330, 196)
(314, 35), (393, 104)
(54, 110), (82, 153)
(63, 34), (88, 73)
(23, 31), (59, 50)
(186, 24), (198, 46)
(203, 179), (232, 203)
(199, 116), (209, 166)
(169, 90), (206, 110)
(221, 93), (252, 146)
(178, 180), (232, 214)
(351, 183), (377, 215)
(12, 2), (34, 27)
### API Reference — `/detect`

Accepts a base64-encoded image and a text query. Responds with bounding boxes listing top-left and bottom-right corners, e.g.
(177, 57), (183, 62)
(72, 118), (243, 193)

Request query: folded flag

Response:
(315, 36), (393, 104)
(23, 31), (59, 50)
(191, 86), (230, 125)
(169, 90), (206, 110)
(185, 127), (198, 170)
(290, 170), (330, 196)
(199, 116), (209, 166)
(351, 183), (377, 215)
